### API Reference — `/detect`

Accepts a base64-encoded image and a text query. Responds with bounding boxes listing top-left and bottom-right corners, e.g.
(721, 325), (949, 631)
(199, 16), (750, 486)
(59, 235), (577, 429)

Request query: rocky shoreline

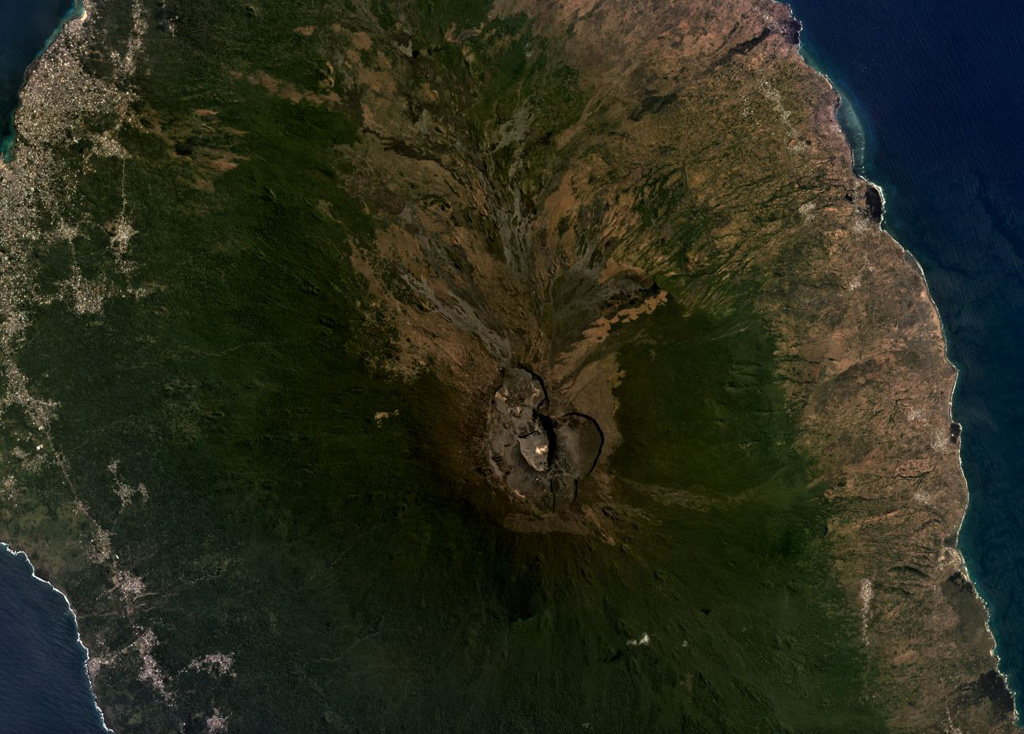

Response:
(782, 1), (1016, 721)
(768, 1), (1013, 726)
(0, 0), (1014, 729)
(0, 0), (84, 160)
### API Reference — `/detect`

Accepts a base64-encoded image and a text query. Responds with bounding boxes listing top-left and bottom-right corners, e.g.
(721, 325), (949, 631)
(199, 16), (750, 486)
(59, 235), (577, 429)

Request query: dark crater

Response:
(487, 368), (603, 509)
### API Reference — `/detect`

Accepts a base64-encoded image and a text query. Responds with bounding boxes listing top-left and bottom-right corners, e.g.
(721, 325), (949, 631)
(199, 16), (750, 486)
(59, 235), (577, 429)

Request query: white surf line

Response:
(0, 0), (113, 728)
(778, 0), (1019, 723)
(0, 542), (114, 732)
(843, 69), (1020, 734)
(0, 0), (89, 165)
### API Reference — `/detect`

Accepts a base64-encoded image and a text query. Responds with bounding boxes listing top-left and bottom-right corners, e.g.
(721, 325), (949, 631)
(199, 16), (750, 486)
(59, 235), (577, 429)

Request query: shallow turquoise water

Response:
(0, 1), (107, 729)
(787, 0), (1024, 717)
(0, 0), (75, 154)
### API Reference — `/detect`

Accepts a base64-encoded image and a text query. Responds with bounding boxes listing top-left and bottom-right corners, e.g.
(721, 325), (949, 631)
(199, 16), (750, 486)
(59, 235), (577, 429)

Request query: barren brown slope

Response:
(0, 0), (1013, 729)
(489, 0), (1014, 729)
(345, 0), (1015, 727)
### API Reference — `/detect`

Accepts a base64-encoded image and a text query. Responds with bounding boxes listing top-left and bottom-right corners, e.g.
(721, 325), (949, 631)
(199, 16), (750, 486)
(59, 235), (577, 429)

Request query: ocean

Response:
(0, 547), (107, 733)
(1, 1), (107, 731)
(3, 0), (1024, 729)
(786, 0), (1024, 716)
(0, 0), (74, 155)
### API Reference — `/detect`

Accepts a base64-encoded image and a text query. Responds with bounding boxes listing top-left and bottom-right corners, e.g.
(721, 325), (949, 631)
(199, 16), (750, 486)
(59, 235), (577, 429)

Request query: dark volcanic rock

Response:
(550, 413), (603, 479)
(487, 369), (602, 507)
(779, 16), (801, 45)
(865, 184), (883, 222)
(628, 91), (679, 121)
(518, 431), (551, 472)
(974, 670), (1015, 716)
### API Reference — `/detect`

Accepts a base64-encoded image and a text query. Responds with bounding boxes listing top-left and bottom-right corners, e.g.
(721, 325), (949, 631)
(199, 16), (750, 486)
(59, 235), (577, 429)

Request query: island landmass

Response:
(0, 0), (1013, 731)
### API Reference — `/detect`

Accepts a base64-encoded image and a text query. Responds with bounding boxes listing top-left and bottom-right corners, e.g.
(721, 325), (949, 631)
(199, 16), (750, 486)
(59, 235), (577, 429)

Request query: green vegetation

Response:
(610, 299), (881, 731)
(0, 0), (889, 730)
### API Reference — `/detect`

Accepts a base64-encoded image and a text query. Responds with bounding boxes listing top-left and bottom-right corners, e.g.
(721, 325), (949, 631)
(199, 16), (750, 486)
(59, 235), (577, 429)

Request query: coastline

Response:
(0, 0), (111, 728)
(783, 3), (1017, 722)
(872, 174), (1017, 722)
(0, 0), (84, 161)
(0, 0), (1011, 728)
(0, 543), (113, 733)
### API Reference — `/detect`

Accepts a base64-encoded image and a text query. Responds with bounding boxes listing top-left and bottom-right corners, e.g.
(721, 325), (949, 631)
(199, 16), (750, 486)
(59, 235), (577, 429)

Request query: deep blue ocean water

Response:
(0, 547), (107, 733)
(787, 0), (1024, 716)
(1, 2), (106, 731)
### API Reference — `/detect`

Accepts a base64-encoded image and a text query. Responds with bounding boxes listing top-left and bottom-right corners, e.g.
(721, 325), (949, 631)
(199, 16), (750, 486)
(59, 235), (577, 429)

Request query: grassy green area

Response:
(0, 0), (886, 730)
(609, 299), (882, 731)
